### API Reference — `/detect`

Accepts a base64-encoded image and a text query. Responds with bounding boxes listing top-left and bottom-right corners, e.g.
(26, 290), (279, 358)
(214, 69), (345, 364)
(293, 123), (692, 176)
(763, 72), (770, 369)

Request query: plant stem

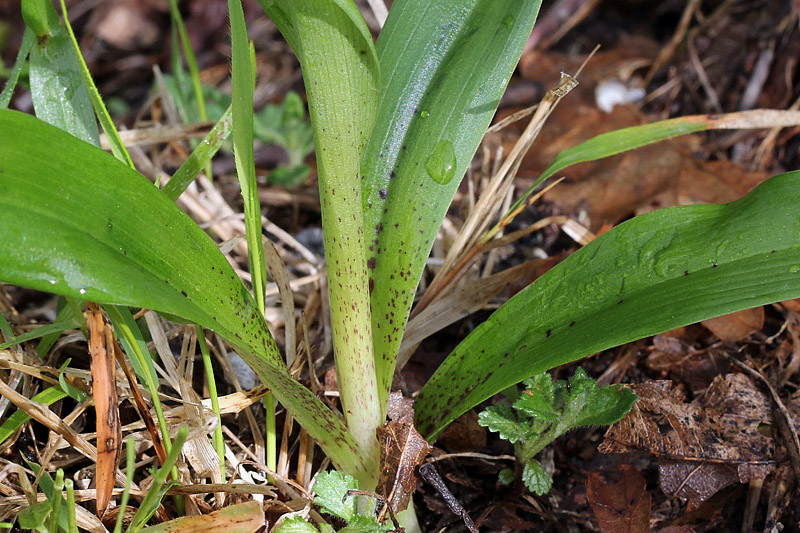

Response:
(197, 327), (225, 480)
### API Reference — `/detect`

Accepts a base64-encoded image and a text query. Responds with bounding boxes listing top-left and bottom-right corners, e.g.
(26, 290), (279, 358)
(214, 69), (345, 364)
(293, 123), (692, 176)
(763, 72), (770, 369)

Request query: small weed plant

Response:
(2, 0), (800, 529)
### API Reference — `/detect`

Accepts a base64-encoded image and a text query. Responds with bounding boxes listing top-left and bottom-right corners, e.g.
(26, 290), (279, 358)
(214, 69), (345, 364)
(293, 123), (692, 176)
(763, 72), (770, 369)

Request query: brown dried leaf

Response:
(84, 303), (121, 518)
(437, 410), (487, 453)
(600, 375), (777, 506)
(701, 307), (765, 342)
(376, 392), (432, 513)
(587, 464), (651, 533)
(138, 501), (264, 533)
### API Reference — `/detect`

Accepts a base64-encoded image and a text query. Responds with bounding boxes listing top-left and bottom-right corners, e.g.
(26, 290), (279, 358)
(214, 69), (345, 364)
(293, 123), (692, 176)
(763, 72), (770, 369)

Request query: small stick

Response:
(418, 463), (478, 533)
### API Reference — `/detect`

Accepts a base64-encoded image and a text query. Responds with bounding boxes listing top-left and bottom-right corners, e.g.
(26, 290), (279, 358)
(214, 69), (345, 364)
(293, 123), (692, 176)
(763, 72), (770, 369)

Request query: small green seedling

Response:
(275, 471), (393, 532)
(479, 369), (637, 495)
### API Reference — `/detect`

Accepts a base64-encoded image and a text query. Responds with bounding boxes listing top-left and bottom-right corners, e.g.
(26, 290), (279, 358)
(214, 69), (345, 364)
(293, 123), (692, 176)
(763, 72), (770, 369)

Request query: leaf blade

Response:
(0, 109), (372, 481)
(362, 0), (542, 402)
(415, 171), (800, 439)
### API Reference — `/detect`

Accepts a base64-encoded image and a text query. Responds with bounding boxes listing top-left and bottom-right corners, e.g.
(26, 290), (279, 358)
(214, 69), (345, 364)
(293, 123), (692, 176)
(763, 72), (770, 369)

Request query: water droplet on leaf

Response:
(420, 110), (430, 118)
(425, 140), (456, 185)
(790, 265), (800, 273)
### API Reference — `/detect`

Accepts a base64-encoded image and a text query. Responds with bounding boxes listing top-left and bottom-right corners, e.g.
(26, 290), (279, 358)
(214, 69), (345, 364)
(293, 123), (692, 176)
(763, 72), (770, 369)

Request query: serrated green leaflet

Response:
(361, 0), (542, 405)
(0, 109), (370, 482)
(416, 171), (800, 439)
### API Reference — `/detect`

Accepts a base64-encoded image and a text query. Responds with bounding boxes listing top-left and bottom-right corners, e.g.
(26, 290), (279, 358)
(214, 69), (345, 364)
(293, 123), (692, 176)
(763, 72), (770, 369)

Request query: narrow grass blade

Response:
(22, 0), (99, 144)
(361, 0), (542, 404)
(415, 171), (800, 439)
(0, 317), (81, 350)
(0, 387), (68, 446)
(0, 109), (372, 482)
(503, 110), (800, 230)
(127, 426), (189, 532)
(57, 0), (133, 167)
(0, 28), (34, 109)
(258, 0), (383, 484)
(113, 438), (136, 533)
(229, 0), (266, 314)
(162, 105), (233, 201)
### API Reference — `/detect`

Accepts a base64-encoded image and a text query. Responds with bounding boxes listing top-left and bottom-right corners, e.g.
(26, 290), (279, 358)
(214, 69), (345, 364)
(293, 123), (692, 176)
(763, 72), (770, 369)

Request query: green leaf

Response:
(162, 105), (232, 202)
(17, 501), (50, 532)
(361, 0), (542, 404)
(477, 402), (529, 444)
(273, 516), (320, 533)
(22, 0), (99, 145)
(0, 387), (68, 446)
(416, 171), (800, 439)
(0, 28), (34, 109)
(0, 109), (371, 482)
(258, 0), (382, 484)
(58, 359), (88, 402)
(339, 515), (392, 533)
(514, 374), (559, 421)
(498, 468), (515, 485)
(521, 461), (552, 496)
(0, 317), (80, 350)
(568, 374), (637, 428)
(313, 470), (358, 522)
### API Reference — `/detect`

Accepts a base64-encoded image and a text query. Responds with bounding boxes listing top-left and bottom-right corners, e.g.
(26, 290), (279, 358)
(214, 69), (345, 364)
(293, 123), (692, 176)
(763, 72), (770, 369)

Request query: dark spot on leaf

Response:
(546, 329), (551, 338)
(181, 290), (188, 297)
(712, 263), (718, 268)
(379, 189), (387, 199)
(684, 270), (689, 276)
(368, 257), (376, 269)
(390, 170), (396, 179)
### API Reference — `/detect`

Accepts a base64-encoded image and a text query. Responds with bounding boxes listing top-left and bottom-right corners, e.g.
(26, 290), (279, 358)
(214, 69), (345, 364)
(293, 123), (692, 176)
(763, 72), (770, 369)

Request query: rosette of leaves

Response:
(479, 368), (637, 495)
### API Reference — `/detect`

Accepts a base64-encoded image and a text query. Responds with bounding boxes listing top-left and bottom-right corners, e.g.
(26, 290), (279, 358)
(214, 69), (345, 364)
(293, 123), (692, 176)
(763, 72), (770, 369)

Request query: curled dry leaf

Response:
(84, 303), (121, 518)
(376, 392), (432, 514)
(587, 464), (651, 533)
(600, 375), (777, 507)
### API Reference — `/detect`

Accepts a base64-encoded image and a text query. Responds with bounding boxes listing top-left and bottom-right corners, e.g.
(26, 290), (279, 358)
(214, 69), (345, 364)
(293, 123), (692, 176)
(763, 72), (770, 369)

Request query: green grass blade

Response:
(361, 0), (541, 403)
(127, 426), (189, 532)
(0, 28), (34, 109)
(22, 0), (99, 145)
(229, 1), (267, 315)
(0, 109), (372, 482)
(0, 387), (68, 446)
(113, 438), (136, 533)
(162, 105), (232, 201)
(196, 327), (225, 479)
(57, 0), (133, 168)
(167, 0), (212, 181)
(501, 111), (800, 232)
(415, 171), (800, 439)
(0, 317), (81, 350)
(167, 0), (208, 126)
(258, 0), (382, 484)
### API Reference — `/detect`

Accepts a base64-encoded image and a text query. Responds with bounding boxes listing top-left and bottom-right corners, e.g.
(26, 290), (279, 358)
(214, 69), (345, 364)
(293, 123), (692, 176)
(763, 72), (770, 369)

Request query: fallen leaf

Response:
(437, 410), (487, 453)
(587, 464), (651, 533)
(376, 393), (432, 514)
(702, 307), (764, 342)
(600, 375), (777, 507)
(84, 303), (121, 518)
(138, 501), (264, 533)
(513, 46), (772, 230)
